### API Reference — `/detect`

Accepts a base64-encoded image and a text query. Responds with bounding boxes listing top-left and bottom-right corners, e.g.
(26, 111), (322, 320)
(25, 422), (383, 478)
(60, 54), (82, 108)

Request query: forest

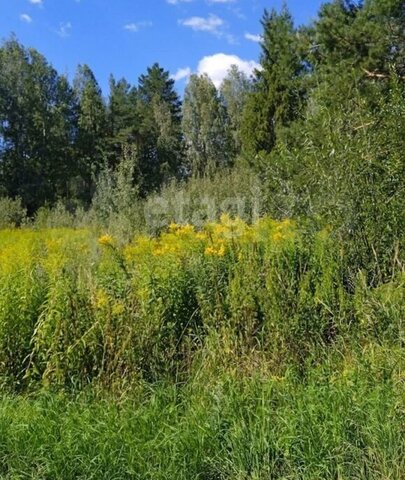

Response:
(0, 0), (404, 478)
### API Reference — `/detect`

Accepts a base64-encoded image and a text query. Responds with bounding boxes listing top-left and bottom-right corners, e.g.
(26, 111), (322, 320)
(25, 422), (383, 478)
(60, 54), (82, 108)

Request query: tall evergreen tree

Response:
(309, 0), (405, 77)
(73, 64), (107, 203)
(240, 6), (304, 161)
(107, 75), (138, 165)
(137, 63), (183, 193)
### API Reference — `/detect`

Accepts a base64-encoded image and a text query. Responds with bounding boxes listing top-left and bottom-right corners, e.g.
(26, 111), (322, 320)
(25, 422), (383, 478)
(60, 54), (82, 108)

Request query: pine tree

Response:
(73, 64), (107, 203)
(137, 63), (183, 193)
(240, 6), (304, 160)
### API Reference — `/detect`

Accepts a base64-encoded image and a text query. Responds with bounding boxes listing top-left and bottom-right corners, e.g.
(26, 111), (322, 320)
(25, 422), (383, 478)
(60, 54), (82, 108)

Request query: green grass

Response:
(0, 346), (403, 479)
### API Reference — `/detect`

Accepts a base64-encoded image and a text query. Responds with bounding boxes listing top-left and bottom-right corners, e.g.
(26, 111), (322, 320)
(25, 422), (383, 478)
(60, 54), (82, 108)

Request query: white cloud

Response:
(124, 21), (152, 32)
(171, 67), (192, 82)
(245, 32), (262, 43)
(197, 53), (259, 87)
(57, 21), (72, 38)
(20, 14), (32, 23)
(167, 0), (193, 4)
(29, 0), (43, 5)
(208, 0), (236, 3)
(179, 14), (223, 33)
(179, 14), (236, 43)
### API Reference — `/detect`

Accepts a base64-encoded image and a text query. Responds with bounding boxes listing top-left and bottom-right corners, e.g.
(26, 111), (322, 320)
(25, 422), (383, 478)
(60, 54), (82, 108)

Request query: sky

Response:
(0, 0), (325, 94)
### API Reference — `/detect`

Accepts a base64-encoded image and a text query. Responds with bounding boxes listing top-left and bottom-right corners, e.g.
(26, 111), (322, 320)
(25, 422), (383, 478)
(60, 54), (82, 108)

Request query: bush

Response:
(0, 197), (27, 228)
(261, 77), (405, 283)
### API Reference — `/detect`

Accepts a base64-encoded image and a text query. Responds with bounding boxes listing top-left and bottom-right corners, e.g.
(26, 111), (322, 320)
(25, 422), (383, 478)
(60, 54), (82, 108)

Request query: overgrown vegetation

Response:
(0, 222), (403, 478)
(0, 218), (403, 390)
(0, 0), (404, 477)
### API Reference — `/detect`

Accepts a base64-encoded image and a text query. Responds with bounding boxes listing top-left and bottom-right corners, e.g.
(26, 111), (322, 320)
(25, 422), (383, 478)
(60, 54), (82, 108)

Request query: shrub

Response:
(0, 197), (27, 228)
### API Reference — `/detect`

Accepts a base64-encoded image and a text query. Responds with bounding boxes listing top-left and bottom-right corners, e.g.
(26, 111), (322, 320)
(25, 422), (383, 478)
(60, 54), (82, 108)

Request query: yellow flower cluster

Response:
(119, 215), (297, 266)
(0, 229), (92, 277)
(0, 217), (297, 317)
(270, 218), (295, 243)
(204, 242), (226, 257)
(98, 234), (116, 247)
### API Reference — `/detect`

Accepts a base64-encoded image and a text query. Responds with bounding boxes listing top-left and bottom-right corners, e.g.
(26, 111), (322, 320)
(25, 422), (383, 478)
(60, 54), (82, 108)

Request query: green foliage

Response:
(220, 65), (253, 156)
(0, 38), (77, 212)
(90, 147), (143, 239)
(309, 0), (405, 76)
(182, 74), (232, 176)
(137, 63), (183, 193)
(0, 220), (402, 390)
(73, 64), (108, 203)
(0, 222), (402, 474)
(34, 201), (76, 229)
(240, 5), (304, 160)
(0, 197), (27, 228)
(106, 76), (138, 162)
(263, 75), (405, 281)
(142, 167), (266, 233)
(0, 2), (404, 476)
(0, 348), (402, 479)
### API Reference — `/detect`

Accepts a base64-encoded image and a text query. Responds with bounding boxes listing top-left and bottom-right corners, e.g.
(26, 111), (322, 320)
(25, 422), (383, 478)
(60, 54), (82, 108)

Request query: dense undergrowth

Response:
(0, 217), (402, 390)
(0, 218), (403, 478)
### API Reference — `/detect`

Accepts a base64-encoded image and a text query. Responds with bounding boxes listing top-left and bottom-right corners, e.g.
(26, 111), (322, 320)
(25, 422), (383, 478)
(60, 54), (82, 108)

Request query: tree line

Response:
(0, 38), (251, 212)
(0, 0), (404, 226)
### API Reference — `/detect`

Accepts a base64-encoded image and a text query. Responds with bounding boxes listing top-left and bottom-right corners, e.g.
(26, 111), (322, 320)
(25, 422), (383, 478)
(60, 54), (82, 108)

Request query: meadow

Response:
(1, 0), (404, 476)
(0, 218), (403, 478)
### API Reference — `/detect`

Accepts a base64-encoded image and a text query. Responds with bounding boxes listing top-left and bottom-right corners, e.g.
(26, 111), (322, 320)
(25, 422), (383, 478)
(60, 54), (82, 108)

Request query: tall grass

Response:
(0, 349), (402, 479)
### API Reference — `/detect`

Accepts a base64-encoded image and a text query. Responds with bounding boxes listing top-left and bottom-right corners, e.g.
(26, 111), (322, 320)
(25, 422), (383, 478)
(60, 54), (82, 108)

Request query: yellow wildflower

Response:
(272, 231), (284, 242)
(220, 213), (231, 225)
(175, 224), (195, 236)
(204, 242), (226, 257)
(217, 244), (226, 257)
(98, 234), (115, 247)
(168, 222), (179, 233)
(204, 246), (217, 256)
(112, 303), (125, 316)
(95, 290), (109, 309)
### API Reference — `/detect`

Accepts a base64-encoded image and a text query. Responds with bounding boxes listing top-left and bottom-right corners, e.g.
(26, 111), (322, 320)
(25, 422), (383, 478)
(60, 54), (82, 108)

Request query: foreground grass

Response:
(0, 346), (403, 480)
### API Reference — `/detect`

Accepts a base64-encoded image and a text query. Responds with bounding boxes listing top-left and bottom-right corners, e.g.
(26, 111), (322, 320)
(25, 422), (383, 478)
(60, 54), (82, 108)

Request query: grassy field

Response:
(0, 219), (403, 478)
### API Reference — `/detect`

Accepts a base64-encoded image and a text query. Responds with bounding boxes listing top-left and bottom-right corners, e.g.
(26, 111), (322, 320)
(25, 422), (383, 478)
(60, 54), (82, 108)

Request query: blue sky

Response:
(1, 0), (325, 94)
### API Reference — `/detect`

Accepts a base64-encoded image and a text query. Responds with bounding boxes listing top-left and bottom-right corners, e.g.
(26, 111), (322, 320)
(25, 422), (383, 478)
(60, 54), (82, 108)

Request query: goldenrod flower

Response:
(95, 290), (109, 309)
(175, 224), (195, 236)
(217, 244), (226, 257)
(168, 222), (179, 233)
(204, 242), (226, 257)
(98, 234), (115, 247)
(112, 303), (125, 316)
(272, 231), (284, 242)
(204, 246), (217, 256)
